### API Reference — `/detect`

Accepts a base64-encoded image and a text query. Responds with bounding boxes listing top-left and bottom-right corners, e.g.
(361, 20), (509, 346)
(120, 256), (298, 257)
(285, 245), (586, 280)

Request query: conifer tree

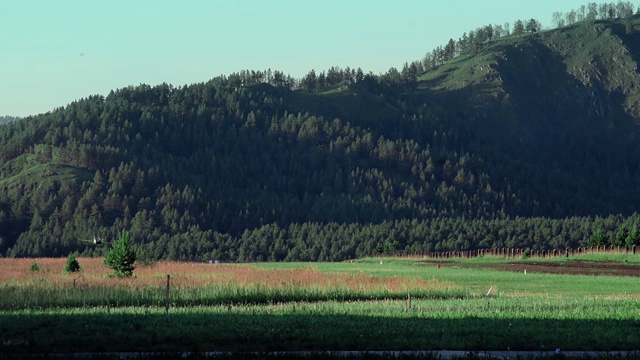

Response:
(104, 230), (137, 277)
(64, 252), (81, 273)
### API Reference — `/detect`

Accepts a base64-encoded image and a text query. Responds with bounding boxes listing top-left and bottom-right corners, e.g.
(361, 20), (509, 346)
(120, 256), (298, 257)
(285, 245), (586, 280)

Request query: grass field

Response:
(1, 255), (639, 356)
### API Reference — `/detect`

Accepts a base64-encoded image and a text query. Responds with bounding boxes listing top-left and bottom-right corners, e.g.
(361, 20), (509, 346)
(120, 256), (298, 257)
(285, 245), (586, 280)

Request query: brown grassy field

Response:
(0, 257), (448, 294)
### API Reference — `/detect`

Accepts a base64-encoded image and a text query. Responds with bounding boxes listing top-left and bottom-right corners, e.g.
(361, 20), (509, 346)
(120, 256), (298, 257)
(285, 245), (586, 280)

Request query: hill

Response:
(2, 16), (640, 260)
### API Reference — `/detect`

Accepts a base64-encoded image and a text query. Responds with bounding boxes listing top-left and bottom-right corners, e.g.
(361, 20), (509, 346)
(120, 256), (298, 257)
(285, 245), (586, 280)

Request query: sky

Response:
(1, 0), (591, 117)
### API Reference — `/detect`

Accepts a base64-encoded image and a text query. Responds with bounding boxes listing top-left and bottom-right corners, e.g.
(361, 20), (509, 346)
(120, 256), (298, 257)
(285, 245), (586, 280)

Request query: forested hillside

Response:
(2, 7), (640, 261)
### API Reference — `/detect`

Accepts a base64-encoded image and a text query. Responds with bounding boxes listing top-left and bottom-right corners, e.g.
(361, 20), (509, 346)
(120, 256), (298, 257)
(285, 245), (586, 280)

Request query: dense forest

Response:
(2, 3), (640, 261)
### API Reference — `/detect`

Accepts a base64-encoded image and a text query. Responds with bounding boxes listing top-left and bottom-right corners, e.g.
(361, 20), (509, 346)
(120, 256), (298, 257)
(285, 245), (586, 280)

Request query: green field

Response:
(0, 255), (639, 356)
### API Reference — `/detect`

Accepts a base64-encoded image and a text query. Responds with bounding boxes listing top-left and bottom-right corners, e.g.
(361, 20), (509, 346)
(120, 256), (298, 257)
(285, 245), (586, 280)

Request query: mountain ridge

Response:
(2, 16), (640, 260)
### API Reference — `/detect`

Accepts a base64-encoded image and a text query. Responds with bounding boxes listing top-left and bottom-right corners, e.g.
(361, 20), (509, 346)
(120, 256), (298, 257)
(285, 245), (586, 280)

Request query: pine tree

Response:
(64, 252), (81, 273)
(513, 20), (525, 35)
(626, 226), (639, 247)
(589, 229), (605, 247)
(104, 230), (137, 277)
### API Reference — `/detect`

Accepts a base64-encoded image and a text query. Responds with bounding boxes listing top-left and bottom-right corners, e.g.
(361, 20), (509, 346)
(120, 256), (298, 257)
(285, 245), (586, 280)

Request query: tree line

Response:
(0, 116), (21, 126)
(293, 1), (639, 93)
(553, 1), (637, 27)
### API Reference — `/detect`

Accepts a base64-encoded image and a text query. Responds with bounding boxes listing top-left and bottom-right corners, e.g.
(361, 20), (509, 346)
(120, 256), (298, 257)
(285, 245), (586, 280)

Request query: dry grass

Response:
(0, 258), (458, 309)
(0, 258), (444, 291)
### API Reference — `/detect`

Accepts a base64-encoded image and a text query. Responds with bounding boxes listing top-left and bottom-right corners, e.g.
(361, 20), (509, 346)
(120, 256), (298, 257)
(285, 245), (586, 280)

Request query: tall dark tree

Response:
(301, 69), (318, 92)
(525, 19), (540, 33)
(443, 38), (456, 61)
(513, 20), (525, 35)
(587, 2), (598, 20)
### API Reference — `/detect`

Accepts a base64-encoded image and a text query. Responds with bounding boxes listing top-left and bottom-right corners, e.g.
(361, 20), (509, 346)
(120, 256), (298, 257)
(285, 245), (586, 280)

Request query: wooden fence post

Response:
(165, 274), (171, 314)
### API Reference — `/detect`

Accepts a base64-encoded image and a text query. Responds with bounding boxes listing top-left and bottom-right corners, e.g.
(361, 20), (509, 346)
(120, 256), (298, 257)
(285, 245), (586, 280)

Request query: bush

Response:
(64, 252), (81, 273)
(30, 262), (39, 272)
(522, 247), (531, 259)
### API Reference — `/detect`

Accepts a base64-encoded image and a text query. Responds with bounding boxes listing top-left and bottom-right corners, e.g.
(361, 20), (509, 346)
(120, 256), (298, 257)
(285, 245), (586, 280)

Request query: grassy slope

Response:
(0, 162), (92, 190)
(416, 16), (640, 124)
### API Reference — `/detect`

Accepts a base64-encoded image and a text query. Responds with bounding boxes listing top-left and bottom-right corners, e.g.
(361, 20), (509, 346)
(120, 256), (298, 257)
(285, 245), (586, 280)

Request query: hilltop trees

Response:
(413, 2), (640, 88)
(553, 12), (566, 27)
(513, 20), (525, 35)
(300, 69), (318, 92)
(553, 2), (636, 28)
(0, 116), (21, 126)
(525, 19), (541, 33)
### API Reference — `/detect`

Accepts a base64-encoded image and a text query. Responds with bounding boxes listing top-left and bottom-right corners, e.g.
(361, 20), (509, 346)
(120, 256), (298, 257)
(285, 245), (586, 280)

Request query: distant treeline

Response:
(295, 2), (640, 93)
(398, 244), (637, 260)
(163, 3), (640, 96)
(0, 116), (21, 126)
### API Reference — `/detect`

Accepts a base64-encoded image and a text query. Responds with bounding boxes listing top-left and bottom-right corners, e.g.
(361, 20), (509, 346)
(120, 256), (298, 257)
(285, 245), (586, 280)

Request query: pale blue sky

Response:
(2, 0), (592, 117)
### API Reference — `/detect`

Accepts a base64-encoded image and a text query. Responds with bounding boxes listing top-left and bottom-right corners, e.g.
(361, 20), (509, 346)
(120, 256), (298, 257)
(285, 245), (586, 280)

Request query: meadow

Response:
(1, 255), (639, 355)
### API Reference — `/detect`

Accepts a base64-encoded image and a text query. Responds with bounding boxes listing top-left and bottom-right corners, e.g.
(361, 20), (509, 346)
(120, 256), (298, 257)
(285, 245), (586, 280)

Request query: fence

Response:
(394, 245), (637, 260)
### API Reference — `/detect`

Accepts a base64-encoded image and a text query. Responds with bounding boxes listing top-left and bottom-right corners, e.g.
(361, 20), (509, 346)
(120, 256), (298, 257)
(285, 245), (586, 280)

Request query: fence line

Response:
(394, 245), (637, 260)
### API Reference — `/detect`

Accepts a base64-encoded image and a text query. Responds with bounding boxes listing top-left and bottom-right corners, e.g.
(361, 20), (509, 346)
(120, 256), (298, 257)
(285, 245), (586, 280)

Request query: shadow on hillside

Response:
(2, 311), (637, 353)
(263, 39), (640, 218)
(410, 38), (640, 217)
(608, 18), (640, 66)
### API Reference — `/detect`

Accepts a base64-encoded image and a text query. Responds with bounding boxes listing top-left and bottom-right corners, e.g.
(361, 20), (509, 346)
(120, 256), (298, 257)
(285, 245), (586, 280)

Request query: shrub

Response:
(64, 252), (81, 273)
(30, 262), (40, 272)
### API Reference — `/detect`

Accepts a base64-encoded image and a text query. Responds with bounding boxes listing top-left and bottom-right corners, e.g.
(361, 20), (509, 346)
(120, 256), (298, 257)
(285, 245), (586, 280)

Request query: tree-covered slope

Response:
(2, 16), (640, 260)
(419, 16), (640, 216)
